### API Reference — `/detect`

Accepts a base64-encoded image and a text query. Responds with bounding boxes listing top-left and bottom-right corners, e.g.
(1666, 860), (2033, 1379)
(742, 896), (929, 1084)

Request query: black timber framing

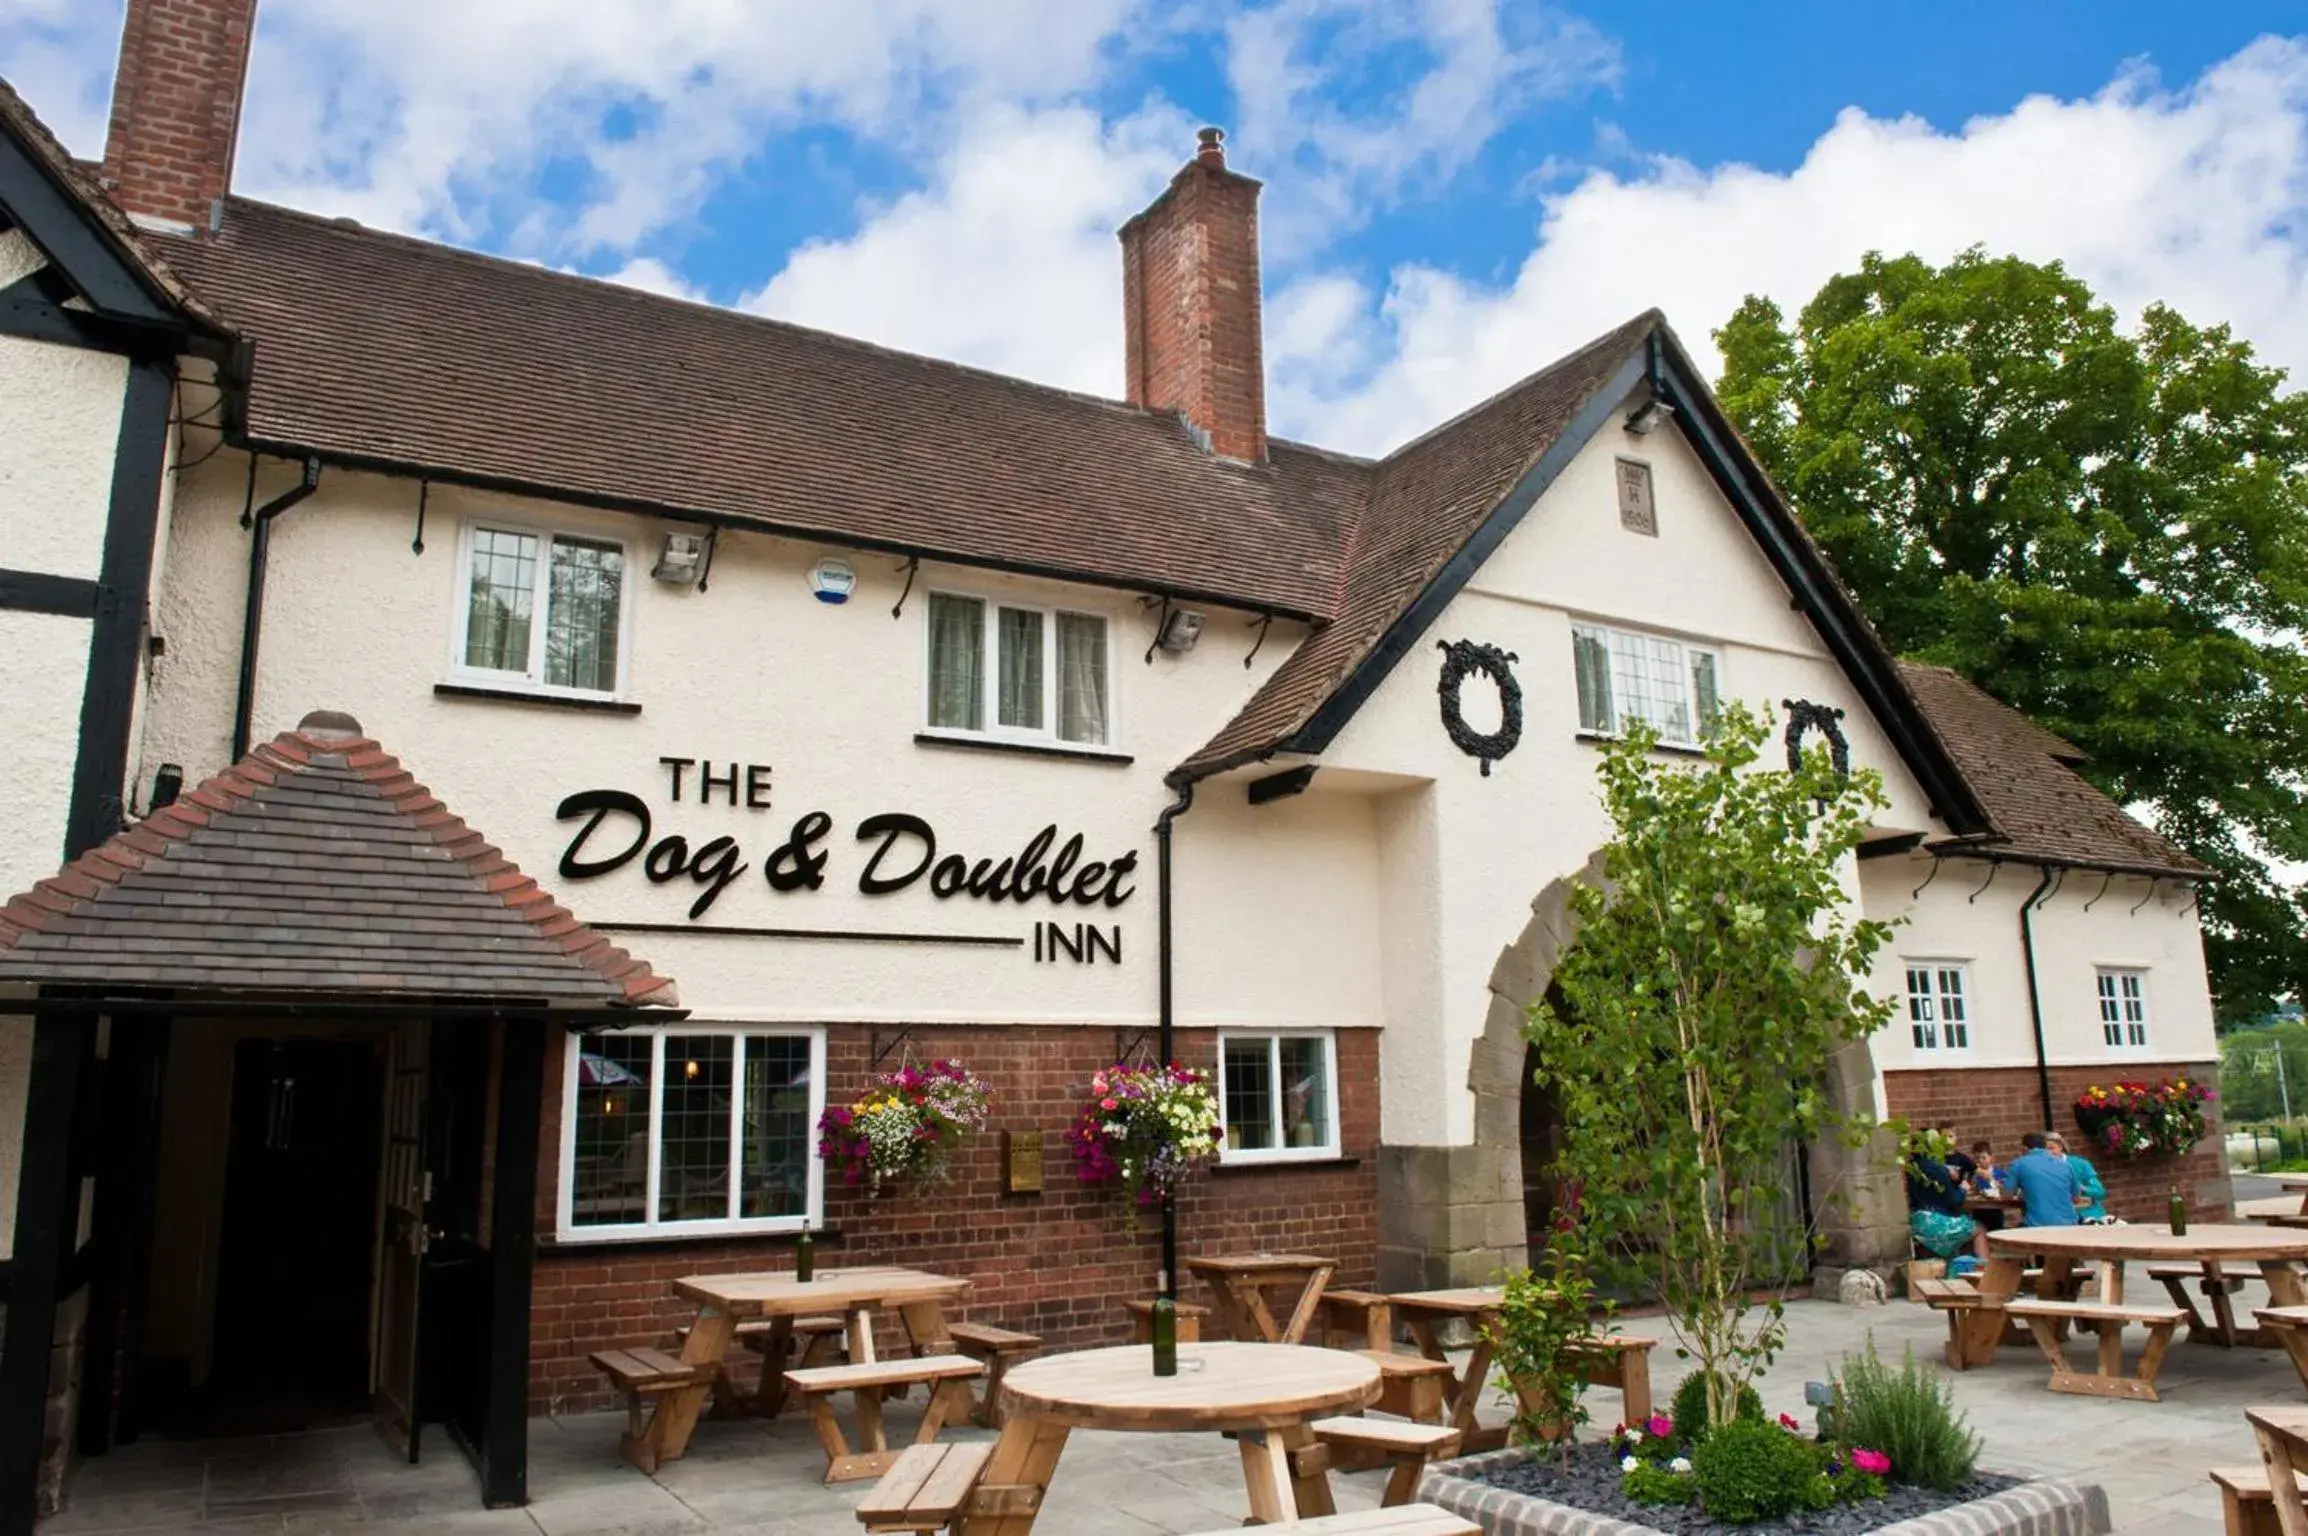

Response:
(0, 570), (97, 618)
(480, 1017), (546, 1507)
(77, 1016), (168, 1456)
(0, 122), (175, 325)
(0, 1009), (93, 1536)
(67, 357), (173, 861)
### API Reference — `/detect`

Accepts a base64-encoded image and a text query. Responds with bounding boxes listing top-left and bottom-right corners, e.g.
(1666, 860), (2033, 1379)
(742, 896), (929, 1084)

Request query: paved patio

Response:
(45, 1292), (2287, 1534)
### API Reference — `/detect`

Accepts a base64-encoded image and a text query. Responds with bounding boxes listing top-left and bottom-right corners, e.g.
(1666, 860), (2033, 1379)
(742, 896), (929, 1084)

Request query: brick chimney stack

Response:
(1119, 127), (1267, 463)
(101, 0), (259, 232)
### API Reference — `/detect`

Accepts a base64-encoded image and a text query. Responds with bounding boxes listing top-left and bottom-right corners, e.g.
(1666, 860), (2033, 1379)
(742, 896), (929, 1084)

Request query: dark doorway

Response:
(420, 1019), (495, 1456)
(1519, 984), (1571, 1252)
(197, 1038), (385, 1435)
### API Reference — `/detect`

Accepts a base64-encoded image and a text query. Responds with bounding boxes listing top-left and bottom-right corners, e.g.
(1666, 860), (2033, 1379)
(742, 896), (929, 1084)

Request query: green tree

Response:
(1527, 705), (1897, 1429)
(1716, 250), (2308, 1023)
(2220, 1015), (2308, 1122)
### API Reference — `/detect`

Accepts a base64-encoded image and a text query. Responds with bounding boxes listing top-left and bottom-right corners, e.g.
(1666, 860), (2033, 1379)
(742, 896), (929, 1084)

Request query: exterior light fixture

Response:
(1623, 395), (1673, 435)
(653, 532), (707, 584)
(1156, 608), (1205, 652)
(809, 558), (857, 604)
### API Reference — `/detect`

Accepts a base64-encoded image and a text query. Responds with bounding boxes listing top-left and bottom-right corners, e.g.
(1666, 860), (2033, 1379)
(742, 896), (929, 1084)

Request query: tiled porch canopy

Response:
(0, 709), (677, 1011)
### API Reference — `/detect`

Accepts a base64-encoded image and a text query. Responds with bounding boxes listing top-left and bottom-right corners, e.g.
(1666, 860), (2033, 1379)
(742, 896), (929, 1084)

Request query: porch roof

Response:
(0, 710), (678, 1009)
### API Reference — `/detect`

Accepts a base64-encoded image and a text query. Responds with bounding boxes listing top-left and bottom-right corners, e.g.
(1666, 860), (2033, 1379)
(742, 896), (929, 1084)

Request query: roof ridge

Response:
(1372, 309), (1661, 468)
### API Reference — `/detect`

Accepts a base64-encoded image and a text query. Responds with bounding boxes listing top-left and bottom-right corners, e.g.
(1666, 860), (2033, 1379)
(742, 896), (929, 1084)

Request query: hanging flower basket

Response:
(818, 1060), (992, 1191)
(2073, 1077), (2212, 1159)
(1069, 1061), (1223, 1218)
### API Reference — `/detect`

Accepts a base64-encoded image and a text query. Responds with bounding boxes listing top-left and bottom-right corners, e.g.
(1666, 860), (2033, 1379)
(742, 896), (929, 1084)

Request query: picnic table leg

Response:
(2101, 1260), (2125, 1305)
(1961, 1255), (2025, 1366)
(753, 1314), (796, 1415)
(899, 1300), (954, 1353)
(1238, 1428), (1299, 1523)
(2268, 1261), (2308, 1310)
(1239, 1282), (1286, 1344)
(2257, 1419), (2308, 1536)
(1200, 1275), (1255, 1342)
(961, 1415), (1069, 1536)
(1281, 1267), (1335, 1346)
(2156, 1271), (2213, 1343)
(1453, 1333), (1502, 1451)
(648, 1306), (735, 1467)
(1617, 1348), (1653, 1425)
(1279, 1420), (1335, 1518)
(2207, 1270), (2242, 1347)
(850, 1305), (880, 1364)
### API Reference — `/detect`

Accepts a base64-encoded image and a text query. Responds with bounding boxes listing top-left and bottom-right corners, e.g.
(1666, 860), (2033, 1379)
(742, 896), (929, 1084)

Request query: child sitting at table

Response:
(1904, 1131), (1988, 1269)
(1967, 1141), (2004, 1198)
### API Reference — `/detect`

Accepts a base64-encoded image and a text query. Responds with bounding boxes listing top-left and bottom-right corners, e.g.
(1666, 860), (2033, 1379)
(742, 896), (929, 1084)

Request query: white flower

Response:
(1621, 1455), (1639, 1473)
(1669, 1457), (1692, 1474)
(1624, 1427), (1643, 1443)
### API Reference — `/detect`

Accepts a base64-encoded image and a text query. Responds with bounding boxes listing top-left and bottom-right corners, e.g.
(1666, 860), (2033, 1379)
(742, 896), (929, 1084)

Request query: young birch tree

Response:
(1527, 703), (1898, 1429)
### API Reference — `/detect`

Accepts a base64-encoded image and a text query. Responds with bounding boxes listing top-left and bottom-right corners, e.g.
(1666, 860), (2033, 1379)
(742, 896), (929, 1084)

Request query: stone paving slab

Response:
(47, 1293), (2300, 1533)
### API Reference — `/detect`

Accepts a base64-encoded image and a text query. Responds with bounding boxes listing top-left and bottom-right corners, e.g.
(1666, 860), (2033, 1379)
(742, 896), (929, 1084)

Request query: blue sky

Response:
(6, 1), (2305, 455)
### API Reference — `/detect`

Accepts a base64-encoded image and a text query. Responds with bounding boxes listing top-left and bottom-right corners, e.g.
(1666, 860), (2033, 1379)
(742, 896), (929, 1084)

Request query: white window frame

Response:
(920, 588), (1117, 751)
(555, 1025), (826, 1243)
(448, 515), (636, 701)
(1570, 620), (1721, 749)
(1217, 1028), (1342, 1166)
(2096, 968), (2151, 1051)
(1901, 960), (1972, 1053)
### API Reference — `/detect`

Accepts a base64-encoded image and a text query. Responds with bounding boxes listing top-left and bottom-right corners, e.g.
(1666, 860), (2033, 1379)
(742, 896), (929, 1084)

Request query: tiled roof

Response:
(158, 198), (1367, 620)
(1900, 662), (2208, 877)
(0, 78), (222, 330)
(0, 711), (679, 1006)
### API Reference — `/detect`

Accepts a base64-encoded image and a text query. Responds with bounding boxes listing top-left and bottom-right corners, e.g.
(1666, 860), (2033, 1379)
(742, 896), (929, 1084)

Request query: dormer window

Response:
(926, 592), (1111, 747)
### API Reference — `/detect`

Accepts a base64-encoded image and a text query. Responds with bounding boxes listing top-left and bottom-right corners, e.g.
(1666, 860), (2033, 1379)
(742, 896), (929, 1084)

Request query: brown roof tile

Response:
(0, 713), (679, 1006)
(1900, 662), (2207, 877)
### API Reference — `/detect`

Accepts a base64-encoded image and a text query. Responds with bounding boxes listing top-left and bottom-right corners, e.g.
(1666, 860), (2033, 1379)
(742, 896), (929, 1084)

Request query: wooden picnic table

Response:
(2269, 1175), (2308, 1215)
(1186, 1252), (1336, 1344)
(2251, 1404), (2308, 1536)
(956, 1343), (1381, 1532)
(638, 1266), (968, 1472)
(1386, 1286), (1655, 1456)
(1959, 1227), (2308, 1367)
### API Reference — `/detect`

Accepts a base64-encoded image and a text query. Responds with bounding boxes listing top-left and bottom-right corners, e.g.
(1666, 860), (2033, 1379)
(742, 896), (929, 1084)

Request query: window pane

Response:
(569, 1034), (652, 1227)
(1645, 635), (1692, 741)
(998, 607), (1045, 729)
(1691, 651), (1720, 740)
(739, 1035), (812, 1220)
(928, 594), (985, 730)
(1938, 968), (1967, 1049)
(1905, 967), (1935, 1050)
(1573, 628), (1613, 732)
(544, 536), (624, 691)
(1278, 1037), (1331, 1149)
(658, 1035), (734, 1223)
(1057, 613), (1109, 744)
(1223, 1039), (1274, 1152)
(2097, 973), (2123, 1046)
(465, 528), (538, 672)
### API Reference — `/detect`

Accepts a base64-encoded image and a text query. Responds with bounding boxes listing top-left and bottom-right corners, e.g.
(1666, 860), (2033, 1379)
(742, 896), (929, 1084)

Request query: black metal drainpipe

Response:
(231, 457), (322, 760)
(1154, 779), (1197, 1302)
(2017, 866), (2058, 1129)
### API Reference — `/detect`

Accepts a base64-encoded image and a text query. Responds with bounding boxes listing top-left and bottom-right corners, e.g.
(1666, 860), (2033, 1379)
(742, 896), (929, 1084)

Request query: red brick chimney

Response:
(101, 0), (258, 232)
(1119, 127), (1267, 463)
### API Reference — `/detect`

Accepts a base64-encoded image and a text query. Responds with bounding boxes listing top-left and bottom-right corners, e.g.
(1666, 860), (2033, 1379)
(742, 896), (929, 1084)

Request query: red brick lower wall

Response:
(528, 1025), (1380, 1414)
(1881, 1060), (2228, 1224)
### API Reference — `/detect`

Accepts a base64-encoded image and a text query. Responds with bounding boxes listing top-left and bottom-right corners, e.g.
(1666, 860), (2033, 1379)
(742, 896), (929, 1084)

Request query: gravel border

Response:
(1418, 1449), (2112, 1536)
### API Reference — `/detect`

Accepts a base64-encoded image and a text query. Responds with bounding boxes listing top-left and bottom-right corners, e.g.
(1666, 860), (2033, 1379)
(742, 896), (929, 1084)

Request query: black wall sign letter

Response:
(556, 790), (651, 879)
(856, 813), (936, 895)
(765, 812), (832, 891)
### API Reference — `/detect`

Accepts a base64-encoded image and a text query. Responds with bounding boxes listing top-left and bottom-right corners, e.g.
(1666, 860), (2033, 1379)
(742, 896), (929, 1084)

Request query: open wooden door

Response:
(373, 1018), (429, 1461)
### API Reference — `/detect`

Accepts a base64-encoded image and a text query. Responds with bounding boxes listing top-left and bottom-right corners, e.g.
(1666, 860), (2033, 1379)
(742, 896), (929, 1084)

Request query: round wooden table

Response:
(976, 1343), (1381, 1531)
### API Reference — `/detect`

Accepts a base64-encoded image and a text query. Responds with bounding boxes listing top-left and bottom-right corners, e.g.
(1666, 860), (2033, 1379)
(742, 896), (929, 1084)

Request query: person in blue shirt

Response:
(2047, 1132), (2110, 1223)
(2005, 1131), (2081, 1227)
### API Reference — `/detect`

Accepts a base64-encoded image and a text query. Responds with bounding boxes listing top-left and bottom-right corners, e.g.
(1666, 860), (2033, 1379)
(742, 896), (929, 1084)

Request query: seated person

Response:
(1904, 1140), (1987, 1266)
(2046, 1132), (2109, 1223)
(1966, 1140), (2003, 1196)
(1941, 1126), (1976, 1184)
(2005, 1130), (2081, 1228)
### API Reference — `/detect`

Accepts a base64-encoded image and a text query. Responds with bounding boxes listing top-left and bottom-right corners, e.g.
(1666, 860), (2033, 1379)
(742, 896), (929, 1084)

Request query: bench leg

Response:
(2136, 1323), (2175, 1389)
(650, 1307), (734, 1466)
(2273, 1323), (2308, 1393)
(2209, 1281), (2243, 1347)
(2256, 1421), (2308, 1536)
(976, 1354), (1012, 1429)
(2158, 1276), (2213, 1342)
(1381, 1453), (1427, 1508)
(807, 1394), (853, 1481)
(619, 1391), (660, 1475)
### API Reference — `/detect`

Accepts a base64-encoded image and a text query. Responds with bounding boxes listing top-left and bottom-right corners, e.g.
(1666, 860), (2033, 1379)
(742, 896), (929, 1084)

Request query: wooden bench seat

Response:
(673, 1313), (849, 1416)
(785, 1355), (984, 1484)
(1124, 1298), (1212, 1343)
(1318, 1289), (1395, 1351)
(1175, 1504), (1480, 1535)
(946, 1321), (1042, 1428)
(1309, 1416), (1461, 1506)
(589, 1347), (706, 1473)
(2002, 1299), (2186, 1400)
(1361, 1349), (1454, 1423)
(855, 1442), (995, 1535)
(2146, 1262), (2247, 1344)
(2254, 1307), (2308, 1392)
(1562, 1334), (1657, 1423)
(2209, 1463), (2308, 1536)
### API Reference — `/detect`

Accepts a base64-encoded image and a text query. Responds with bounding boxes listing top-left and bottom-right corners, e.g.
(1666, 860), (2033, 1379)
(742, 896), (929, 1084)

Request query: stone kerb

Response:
(1419, 1449), (2113, 1536)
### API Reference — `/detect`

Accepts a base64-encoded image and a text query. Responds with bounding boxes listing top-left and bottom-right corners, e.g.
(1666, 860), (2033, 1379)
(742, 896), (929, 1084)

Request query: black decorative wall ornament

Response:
(1782, 699), (1851, 775)
(1436, 639), (1523, 776)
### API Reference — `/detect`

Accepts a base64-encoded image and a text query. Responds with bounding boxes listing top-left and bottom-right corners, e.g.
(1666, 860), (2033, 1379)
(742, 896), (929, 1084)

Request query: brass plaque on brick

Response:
(1003, 1131), (1044, 1194)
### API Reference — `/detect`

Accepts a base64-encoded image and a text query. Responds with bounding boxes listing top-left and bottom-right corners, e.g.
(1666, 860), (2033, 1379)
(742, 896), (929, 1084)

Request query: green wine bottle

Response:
(2167, 1186), (2187, 1237)
(1150, 1271), (1178, 1377)
(796, 1221), (816, 1283)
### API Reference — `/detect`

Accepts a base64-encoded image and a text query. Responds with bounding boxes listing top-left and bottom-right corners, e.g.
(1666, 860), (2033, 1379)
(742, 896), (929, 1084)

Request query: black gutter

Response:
(231, 434), (1325, 627)
(2017, 867), (2059, 1129)
(230, 457), (321, 760)
(1927, 843), (2210, 884)
(1153, 781), (1196, 1303)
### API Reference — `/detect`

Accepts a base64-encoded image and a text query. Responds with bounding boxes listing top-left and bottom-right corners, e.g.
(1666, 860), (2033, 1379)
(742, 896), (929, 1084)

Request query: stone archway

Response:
(1445, 851), (1910, 1288)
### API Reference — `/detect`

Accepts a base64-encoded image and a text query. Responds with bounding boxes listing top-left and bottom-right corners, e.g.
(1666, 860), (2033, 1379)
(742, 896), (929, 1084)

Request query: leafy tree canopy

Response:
(1716, 249), (2308, 1022)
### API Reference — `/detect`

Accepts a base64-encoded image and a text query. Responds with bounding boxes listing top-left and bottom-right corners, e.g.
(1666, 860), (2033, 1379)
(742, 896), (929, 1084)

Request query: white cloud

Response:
(596, 256), (707, 303)
(1275, 37), (2308, 455)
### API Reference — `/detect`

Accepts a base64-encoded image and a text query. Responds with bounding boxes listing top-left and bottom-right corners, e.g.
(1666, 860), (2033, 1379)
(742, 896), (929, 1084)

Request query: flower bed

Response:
(2072, 1077), (2212, 1159)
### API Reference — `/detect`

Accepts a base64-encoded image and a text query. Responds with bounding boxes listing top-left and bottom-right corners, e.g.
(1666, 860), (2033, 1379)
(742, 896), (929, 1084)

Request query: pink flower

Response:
(1645, 1414), (1672, 1439)
(1101, 1098), (1118, 1111)
(1850, 1448), (1891, 1477)
(1778, 1413), (1801, 1432)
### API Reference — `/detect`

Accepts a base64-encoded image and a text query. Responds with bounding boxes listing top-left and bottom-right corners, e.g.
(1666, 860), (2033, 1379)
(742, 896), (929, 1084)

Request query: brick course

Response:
(526, 1024), (1377, 1414)
(101, 0), (255, 229)
(1881, 1060), (2228, 1223)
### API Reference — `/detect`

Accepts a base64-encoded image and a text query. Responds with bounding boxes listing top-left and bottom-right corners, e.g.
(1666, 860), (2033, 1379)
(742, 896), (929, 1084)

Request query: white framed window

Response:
(452, 520), (632, 697)
(924, 591), (1112, 747)
(557, 1026), (824, 1241)
(2096, 969), (2150, 1050)
(1571, 621), (1720, 747)
(1903, 962), (1971, 1051)
(1218, 1030), (1340, 1163)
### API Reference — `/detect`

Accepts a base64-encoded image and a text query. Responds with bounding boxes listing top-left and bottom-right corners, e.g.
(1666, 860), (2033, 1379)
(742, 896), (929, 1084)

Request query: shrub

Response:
(1671, 1368), (1763, 1444)
(1691, 1419), (1819, 1524)
(1489, 1254), (1605, 1453)
(1621, 1459), (1695, 1506)
(1833, 1338), (1980, 1490)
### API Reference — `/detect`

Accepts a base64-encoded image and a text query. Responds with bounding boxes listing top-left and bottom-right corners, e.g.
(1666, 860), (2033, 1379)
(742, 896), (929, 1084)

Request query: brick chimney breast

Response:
(101, 0), (259, 232)
(1119, 127), (1267, 464)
